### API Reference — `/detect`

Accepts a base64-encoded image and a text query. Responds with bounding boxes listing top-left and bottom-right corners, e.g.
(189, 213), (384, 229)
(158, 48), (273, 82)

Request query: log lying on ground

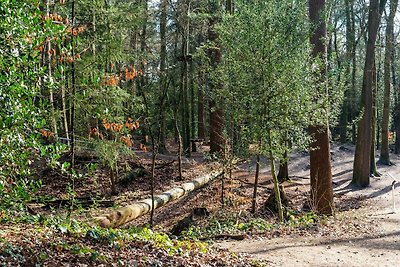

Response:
(97, 170), (223, 228)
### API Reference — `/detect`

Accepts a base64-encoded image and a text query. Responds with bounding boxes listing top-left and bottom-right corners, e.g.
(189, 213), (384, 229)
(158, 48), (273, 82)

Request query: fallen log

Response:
(97, 169), (223, 228)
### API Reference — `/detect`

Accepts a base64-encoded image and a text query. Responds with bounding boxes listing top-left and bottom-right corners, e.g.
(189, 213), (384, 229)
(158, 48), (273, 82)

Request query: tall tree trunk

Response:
(380, 0), (398, 164)
(208, 0), (224, 154)
(70, 0), (76, 168)
(44, 0), (58, 138)
(348, 0), (358, 144)
(251, 154), (260, 214)
(190, 50), (196, 151)
(340, 0), (355, 143)
(352, 0), (387, 187)
(309, 0), (333, 215)
(197, 34), (206, 140)
(267, 133), (284, 222)
(158, 0), (168, 154)
(179, 0), (191, 156)
(370, 61), (380, 176)
(198, 78), (206, 140)
(393, 36), (400, 154)
(61, 68), (69, 144)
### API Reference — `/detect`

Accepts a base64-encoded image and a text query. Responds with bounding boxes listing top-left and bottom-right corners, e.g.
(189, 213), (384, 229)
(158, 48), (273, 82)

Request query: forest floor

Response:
(1, 142), (400, 266)
(218, 144), (400, 267)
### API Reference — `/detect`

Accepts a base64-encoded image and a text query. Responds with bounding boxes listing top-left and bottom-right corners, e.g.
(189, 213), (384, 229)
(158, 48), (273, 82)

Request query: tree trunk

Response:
(267, 133), (284, 222)
(110, 168), (117, 195)
(190, 49), (196, 151)
(349, 0), (357, 144)
(392, 29), (400, 154)
(98, 170), (223, 228)
(251, 154), (260, 214)
(352, 0), (387, 187)
(380, 0), (398, 164)
(339, 0), (356, 144)
(277, 152), (289, 183)
(158, 0), (168, 154)
(44, 0), (58, 138)
(61, 67), (69, 144)
(370, 61), (380, 176)
(309, 0), (334, 215)
(70, 0), (76, 168)
(208, 0), (224, 154)
(198, 79), (206, 140)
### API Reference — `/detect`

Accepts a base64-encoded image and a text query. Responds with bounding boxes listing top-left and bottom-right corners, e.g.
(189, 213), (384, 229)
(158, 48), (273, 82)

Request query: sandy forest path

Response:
(217, 145), (400, 266)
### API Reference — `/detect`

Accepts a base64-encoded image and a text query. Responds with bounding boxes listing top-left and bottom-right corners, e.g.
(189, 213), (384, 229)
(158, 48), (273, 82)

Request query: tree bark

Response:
(198, 79), (206, 140)
(70, 0), (76, 168)
(277, 152), (289, 183)
(339, 0), (355, 143)
(352, 0), (387, 187)
(370, 61), (379, 176)
(380, 0), (398, 164)
(251, 154), (260, 214)
(208, 0), (224, 154)
(393, 32), (400, 154)
(309, 0), (334, 215)
(98, 170), (223, 228)
(268, 133), (284, 222)
(158, 0), (168, 154)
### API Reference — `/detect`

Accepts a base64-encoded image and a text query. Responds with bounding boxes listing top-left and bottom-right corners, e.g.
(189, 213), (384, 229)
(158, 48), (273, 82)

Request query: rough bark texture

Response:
(98, 170), (223, 228)
(309, 0), (334, 215)
(277, 158), (289, 183)
(251, 154), (260, 214)
(158, 0), (167, 154)
(268, 135), (284, 221)
(352, 0), (387, 187)
(339, 0), (356, 144)
(208, 0), (224, 154)
(380, 0), (398, 164)
(370, 62), (379, 176)
(198, 83), (206, 140)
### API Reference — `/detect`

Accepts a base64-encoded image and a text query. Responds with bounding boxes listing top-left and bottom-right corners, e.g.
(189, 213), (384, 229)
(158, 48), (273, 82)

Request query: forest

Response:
(1, 0), (400, 266)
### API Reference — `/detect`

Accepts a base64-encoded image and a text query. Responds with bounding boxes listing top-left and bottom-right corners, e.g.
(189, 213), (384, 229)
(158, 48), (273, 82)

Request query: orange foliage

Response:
(120, 135), (133, 147)
(124, 66), (138, 81)
(102, 118), (111, 130)
(101, 75), (120, 86)
(124, 118), (140, 131)
(89, 127), (104, 139)
(139, 143), (147, 152)
(38, 129), (54, 138)
(66, 25), (86, 36)
(111, 123), (123, 132)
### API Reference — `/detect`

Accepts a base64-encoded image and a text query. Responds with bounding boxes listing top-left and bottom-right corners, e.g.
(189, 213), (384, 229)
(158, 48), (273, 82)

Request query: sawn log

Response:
(97, 169), (223, 228)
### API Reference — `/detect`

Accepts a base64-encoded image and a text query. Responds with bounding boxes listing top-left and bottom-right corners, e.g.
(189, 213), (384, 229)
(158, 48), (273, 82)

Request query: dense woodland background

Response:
(1, 0), (400, 266)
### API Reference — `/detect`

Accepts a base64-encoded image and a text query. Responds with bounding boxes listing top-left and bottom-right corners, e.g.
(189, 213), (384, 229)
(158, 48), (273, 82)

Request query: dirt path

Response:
(218, 146), (400, 267)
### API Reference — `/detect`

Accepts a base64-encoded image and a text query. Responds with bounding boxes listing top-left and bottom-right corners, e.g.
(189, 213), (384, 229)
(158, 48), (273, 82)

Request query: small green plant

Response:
(96, 139), (132, 195)
(286, 211), (318, 227)
(236, 218), (273, 232)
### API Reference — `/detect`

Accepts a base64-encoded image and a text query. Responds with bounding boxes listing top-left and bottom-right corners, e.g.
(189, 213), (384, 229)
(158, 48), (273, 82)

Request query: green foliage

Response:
(96, 139), (132, 171)
(84, 225), (208, 255)
(0, 0), (48, 182)
(217, 0), (327, 158)
(286, 210), (319, 227)
(0, 243), (26, 266)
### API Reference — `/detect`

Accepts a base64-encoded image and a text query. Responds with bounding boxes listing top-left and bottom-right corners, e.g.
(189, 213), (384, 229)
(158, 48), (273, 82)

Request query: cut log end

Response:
(100, 218), (112, 228)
